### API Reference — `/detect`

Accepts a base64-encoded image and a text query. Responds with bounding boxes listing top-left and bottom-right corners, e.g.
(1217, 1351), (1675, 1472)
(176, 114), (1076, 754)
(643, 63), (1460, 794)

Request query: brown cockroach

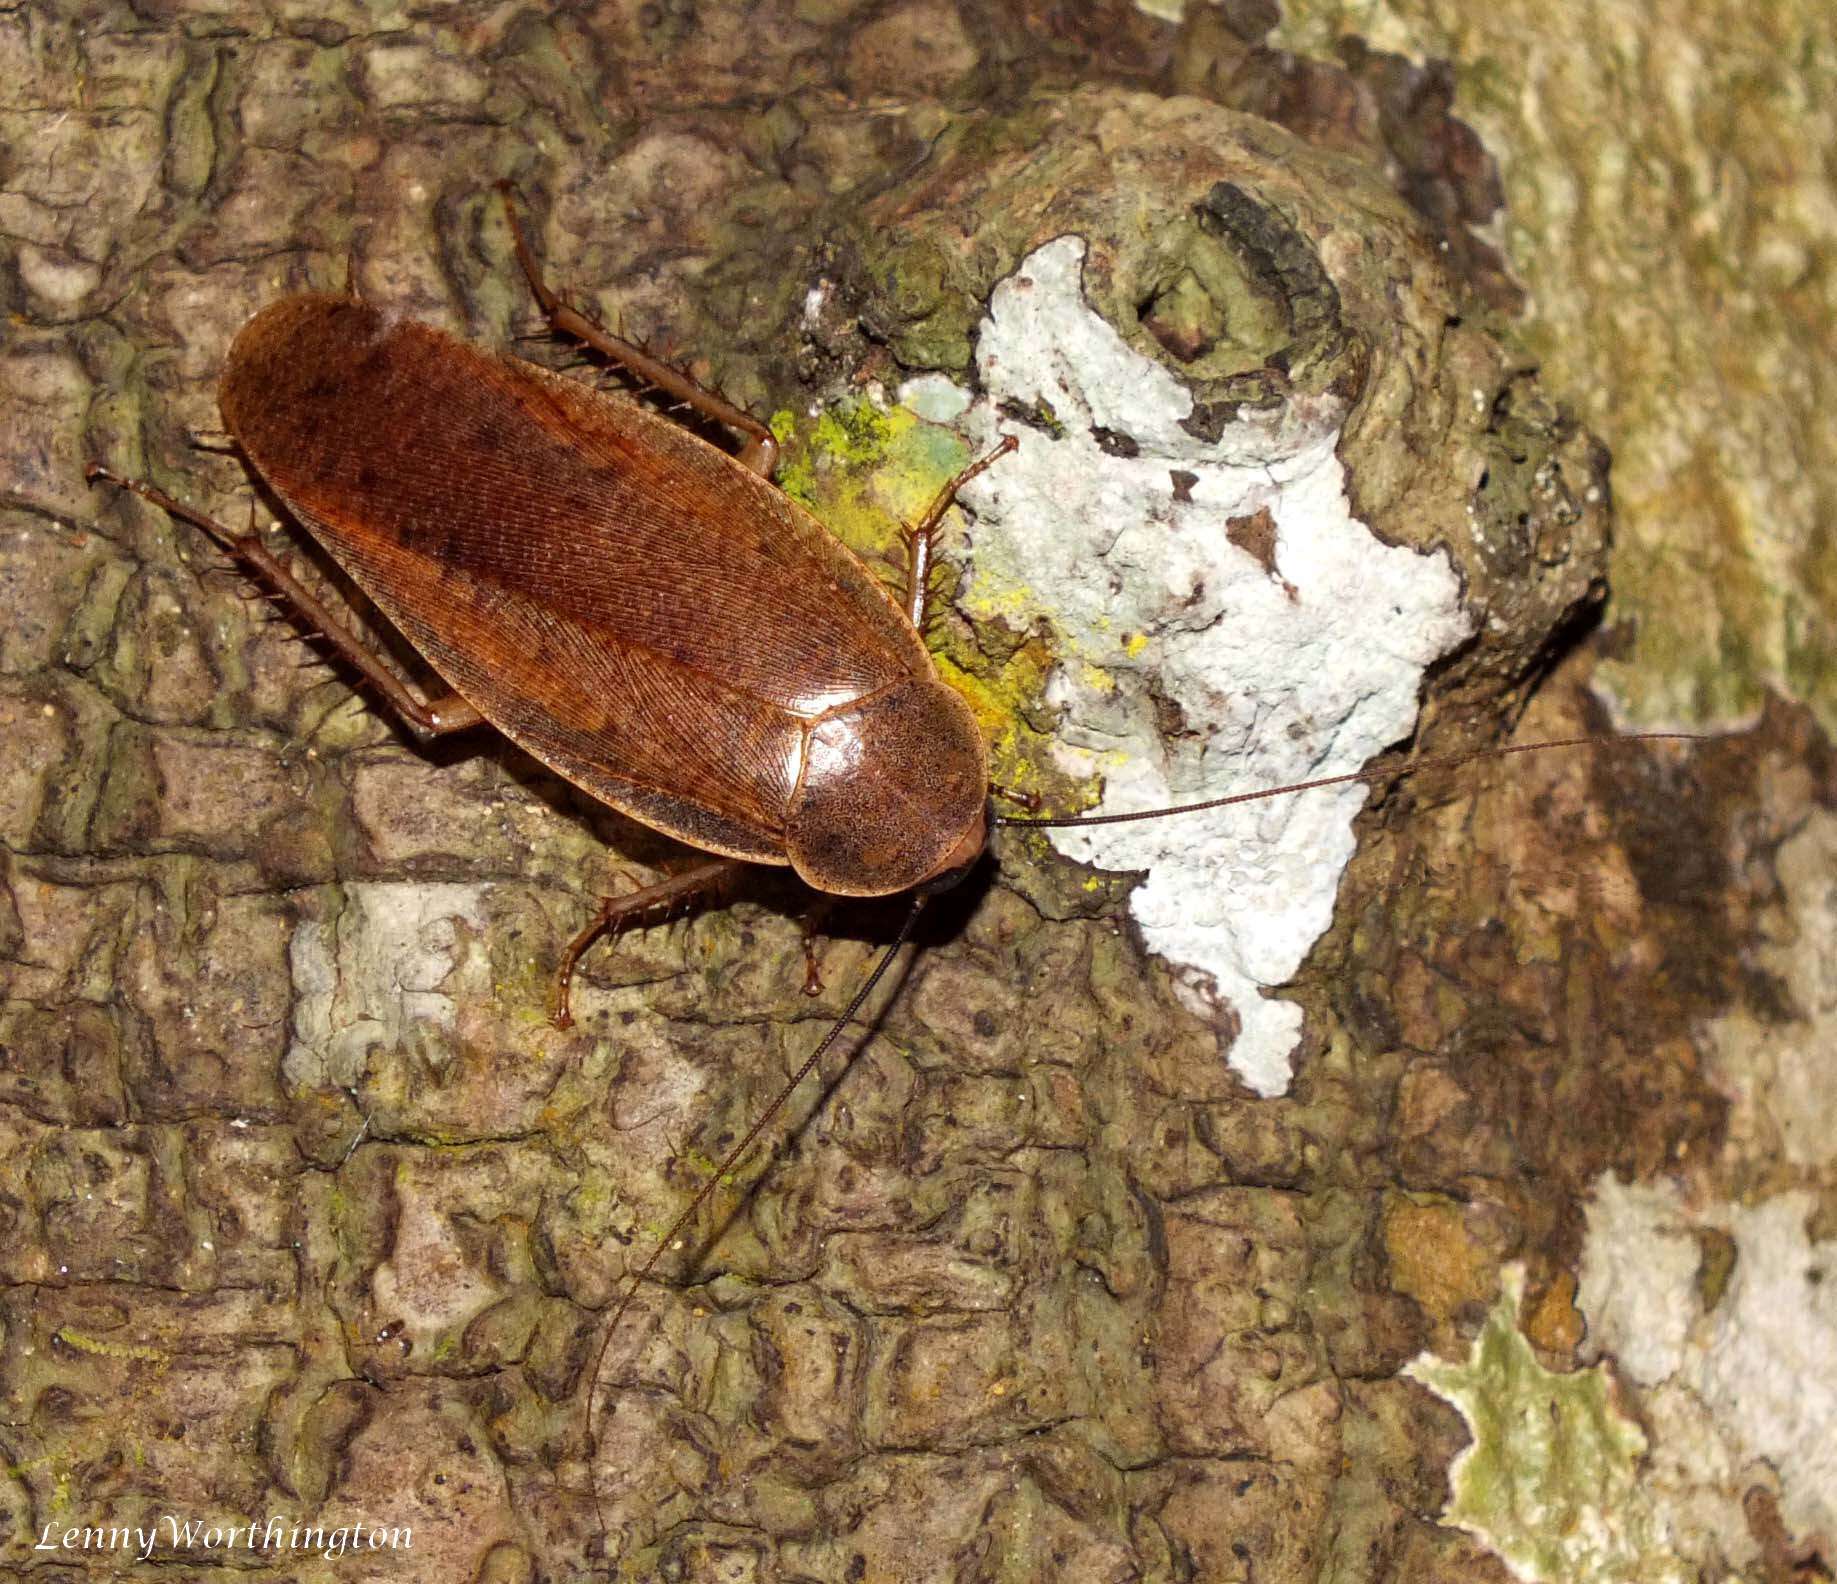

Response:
(88, 187), (1694, 1551)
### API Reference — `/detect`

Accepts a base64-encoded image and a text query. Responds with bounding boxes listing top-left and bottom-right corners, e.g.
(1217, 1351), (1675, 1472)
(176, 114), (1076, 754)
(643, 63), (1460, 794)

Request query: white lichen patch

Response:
(1405, 1266), (1691, 1584)
(919, 235), (1470, 1096)
(1579, 1175), (1837, 1543)
(284, 881), (491, 1089)
(1572, 1178), (1701, 1387)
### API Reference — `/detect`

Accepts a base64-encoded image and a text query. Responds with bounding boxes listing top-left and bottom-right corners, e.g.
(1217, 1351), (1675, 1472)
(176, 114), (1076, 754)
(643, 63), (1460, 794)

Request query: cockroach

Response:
(87, 186), (1694, 1553)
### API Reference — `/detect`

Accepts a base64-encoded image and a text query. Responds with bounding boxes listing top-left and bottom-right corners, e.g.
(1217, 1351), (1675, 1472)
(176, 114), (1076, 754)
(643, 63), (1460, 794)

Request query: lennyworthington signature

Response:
(33, 1514), (412, 1563)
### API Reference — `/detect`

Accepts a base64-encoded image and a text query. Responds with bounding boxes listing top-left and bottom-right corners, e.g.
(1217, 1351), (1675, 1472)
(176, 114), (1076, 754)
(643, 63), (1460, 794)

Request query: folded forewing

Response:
(221, 296), (933, 853)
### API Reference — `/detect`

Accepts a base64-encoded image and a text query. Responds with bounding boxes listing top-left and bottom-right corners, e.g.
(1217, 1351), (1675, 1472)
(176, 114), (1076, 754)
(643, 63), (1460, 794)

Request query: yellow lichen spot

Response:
(959, 580), (1042, 627)
(1078, 662), (1116, 695)
(1123, 632), (1149, 658)
(774, 397), (971, 567)
(933, 653), (1007, 735)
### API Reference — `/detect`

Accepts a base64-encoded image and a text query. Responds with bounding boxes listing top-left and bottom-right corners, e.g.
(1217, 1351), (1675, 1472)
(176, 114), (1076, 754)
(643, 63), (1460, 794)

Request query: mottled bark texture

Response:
(0, 5), (1823, 1584)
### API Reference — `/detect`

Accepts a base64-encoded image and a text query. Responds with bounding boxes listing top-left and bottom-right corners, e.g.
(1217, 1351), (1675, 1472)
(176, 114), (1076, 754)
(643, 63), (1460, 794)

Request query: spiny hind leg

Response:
(498, 184), (779, 479)
(553, 857), (747, 1029)
(86, 465), (484, 740)
(902, 435), (1018, 629)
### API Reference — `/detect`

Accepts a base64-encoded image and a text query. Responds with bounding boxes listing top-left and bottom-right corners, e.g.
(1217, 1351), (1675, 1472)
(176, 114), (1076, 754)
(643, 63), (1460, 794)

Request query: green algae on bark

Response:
(1406, 1267), (1690, 1584)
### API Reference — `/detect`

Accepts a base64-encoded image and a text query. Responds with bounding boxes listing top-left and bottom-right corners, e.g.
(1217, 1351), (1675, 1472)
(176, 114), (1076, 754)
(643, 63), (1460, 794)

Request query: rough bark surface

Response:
(1268, 0), (1837, 735)
(0, 5), (1826, 1583)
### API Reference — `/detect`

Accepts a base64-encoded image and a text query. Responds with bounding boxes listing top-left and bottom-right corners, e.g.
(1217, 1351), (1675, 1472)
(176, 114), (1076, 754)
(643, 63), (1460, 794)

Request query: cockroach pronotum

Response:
(87, 185), (1694, 1555)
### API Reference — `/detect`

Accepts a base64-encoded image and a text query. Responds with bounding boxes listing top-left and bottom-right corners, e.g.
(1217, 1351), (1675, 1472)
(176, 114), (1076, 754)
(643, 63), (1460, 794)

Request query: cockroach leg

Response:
(551, 856), (746, 1029)
(496, 182), (780, 479)
(85, 465), (485, 740)
(902, 435), (1019, 628)
(798, 898), (835, 997)
(901, 519), (936, 630)
(990, 783), (1044, 813)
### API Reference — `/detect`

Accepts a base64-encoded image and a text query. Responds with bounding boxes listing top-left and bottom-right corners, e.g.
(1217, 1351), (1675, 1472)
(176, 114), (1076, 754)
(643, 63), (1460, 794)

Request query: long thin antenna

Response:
(996, 732), (1701, 829)
(585, 893), (930, 1544)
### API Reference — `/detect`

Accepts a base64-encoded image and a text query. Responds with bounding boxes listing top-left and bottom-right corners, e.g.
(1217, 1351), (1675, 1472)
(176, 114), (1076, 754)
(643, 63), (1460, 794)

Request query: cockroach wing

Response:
(219, 295), (936, 865)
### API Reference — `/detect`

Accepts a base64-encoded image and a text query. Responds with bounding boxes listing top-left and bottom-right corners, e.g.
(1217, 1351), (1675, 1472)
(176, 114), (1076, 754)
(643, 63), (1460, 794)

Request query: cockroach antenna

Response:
(579, 895), (931, 1542)
(993, 733), (1702, 829)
